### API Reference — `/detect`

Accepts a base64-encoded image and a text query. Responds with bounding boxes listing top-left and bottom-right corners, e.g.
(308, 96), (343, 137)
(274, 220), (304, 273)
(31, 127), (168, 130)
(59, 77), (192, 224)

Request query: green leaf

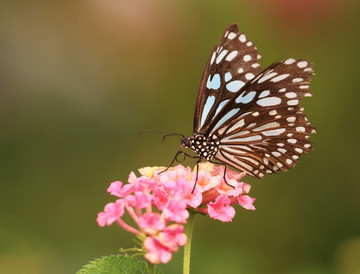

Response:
(77, 255), (163, 274)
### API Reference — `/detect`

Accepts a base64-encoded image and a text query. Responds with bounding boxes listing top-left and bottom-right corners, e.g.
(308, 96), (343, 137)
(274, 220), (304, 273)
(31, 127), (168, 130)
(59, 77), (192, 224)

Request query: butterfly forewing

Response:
(210, 59), (315, 177)
(193, 24), (263, 133)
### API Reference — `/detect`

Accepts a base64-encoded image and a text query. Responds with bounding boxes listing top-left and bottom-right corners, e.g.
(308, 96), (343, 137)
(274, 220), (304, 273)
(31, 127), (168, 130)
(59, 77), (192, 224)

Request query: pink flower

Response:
(153, 186), (168, 210)
(96, 199), (125, 226)
(208, 195), (236, 222)
(158, 224), (187, 251)
(125, 191), (152, 209)
(238, 195), (256, 210)
(138, 212), (165, 235)
(97, 163), (255, 264)
(162, 198), (189, 223)
(144, 236), (172, 264)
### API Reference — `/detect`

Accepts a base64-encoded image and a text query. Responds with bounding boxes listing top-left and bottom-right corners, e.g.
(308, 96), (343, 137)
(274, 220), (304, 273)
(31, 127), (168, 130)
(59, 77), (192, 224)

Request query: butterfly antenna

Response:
(138, 130), (185, 142)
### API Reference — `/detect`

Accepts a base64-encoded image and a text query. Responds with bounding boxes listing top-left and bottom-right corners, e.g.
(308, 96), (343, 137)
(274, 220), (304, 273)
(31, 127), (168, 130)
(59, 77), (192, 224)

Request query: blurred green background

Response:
(1, 0), (360, 273)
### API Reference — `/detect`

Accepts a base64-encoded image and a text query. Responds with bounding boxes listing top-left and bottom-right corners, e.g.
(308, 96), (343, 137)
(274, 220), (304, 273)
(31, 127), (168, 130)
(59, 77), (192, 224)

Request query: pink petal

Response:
(144, 237), (172, 264)
(107, 181), (132, 198)
(138, 212), (165, 235)
(125, 191), (152, 209)
(238, 195), (256, 210)
(208, 195), (236, 222)
(162, 198), (189, 223)
(153, 186), (168, 210)
(97, 200), (125, 226)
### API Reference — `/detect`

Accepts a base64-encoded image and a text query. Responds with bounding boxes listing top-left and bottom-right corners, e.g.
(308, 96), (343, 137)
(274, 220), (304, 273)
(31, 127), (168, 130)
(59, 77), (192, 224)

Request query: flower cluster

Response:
(97, 163), (255, 264)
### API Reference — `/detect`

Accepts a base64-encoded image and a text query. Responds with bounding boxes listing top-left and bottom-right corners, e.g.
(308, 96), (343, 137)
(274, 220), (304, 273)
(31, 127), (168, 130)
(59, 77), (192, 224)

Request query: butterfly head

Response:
(180, 136), (191, 148)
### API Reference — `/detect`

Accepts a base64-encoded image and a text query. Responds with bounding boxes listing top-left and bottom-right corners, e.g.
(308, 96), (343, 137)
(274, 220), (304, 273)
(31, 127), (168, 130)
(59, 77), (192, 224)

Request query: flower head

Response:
(97, 163), (255, 264)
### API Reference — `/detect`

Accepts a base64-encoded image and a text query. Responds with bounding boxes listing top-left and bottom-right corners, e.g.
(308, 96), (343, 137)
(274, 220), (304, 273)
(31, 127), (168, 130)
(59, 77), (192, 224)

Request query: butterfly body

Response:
(181, 134), (219, 161)
(176, 23), (315, 179)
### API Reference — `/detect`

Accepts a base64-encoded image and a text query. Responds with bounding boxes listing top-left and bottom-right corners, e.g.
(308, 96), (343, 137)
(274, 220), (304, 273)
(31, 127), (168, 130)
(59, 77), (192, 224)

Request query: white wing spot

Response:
(284, 58), (295, 64)
(246, 41), (253, 46)
(277, 143), (284, 147)
(271, 74), (290, 82)
(278, 148), (287, 153)
(265, 153), (271, 157)
(252, 63), (260, 68)
(305, 93), (312, 97)
(226, 50), (238, 61)
(297, 61), (308, 68)
(277, 162), (283, 168)
(292, 78), (303, 83)
(262, 128), (286, 136)
(300, 85), (309, 89)
(235, 91), (256, 104)
(227, 119), (245, 133)
(287, 99), (299, 106)
(287, 139), (297, 144)
(292, 155), (299, 160)
(206, 74), (221, 90)
(200, 95), (215, 128)
(286, 117), (296, 122)
(287, 133), (293, 137)
(295, 148), (304, 153)
(216, 50), (228, 64)
(257, 97), (282, 107)
(226, 80), (246, 93)
(228, 32), (237, 39)
(243, 55), (252, 62)
(304, 144), (311, 148)
(214, 99), (229, 117)
(259, 90), (270, 98)
(285, 92), (297, 98)
(253, 122), (280, 132)
(225, 72), (232, 82)
(223, 135), (262, 143)
(272, 151), (281, 157)
(279, 88), (286, 92)
(286, 159), (293, 165)
(296, 126), (306, 132)
(252, 111), (259, 116)
(275, 115), (281, 119)
(245, 73), (255, 80)
(269, 110), (277, 116)
(210, 52), (216, 65)
(239, 34), (246, 42)
(258, 72), (278, 83)
(238, 68), (244, 73)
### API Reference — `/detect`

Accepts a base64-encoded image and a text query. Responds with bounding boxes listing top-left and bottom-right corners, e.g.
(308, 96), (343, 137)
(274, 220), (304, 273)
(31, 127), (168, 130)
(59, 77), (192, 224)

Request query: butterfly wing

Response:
(208, 58), (315, 177)
(193, 24), (262, 133)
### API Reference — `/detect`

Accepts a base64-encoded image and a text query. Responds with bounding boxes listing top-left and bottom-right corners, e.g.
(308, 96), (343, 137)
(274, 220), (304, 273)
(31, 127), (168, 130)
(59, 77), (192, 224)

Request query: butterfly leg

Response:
(192, 158), (202, 193)
(160, 149), (200, 174)
(159, 149), (183, 174)
(209, 160), (235, 188)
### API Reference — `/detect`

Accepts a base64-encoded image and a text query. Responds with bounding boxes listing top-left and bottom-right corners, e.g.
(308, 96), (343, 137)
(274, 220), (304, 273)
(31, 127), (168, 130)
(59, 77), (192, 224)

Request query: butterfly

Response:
(165, 23), (315, 182)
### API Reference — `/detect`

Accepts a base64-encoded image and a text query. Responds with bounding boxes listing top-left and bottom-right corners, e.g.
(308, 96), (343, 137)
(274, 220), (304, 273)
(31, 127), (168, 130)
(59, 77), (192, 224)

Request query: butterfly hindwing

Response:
(210, 59), (315, 177)
(193, 24), (262, 134)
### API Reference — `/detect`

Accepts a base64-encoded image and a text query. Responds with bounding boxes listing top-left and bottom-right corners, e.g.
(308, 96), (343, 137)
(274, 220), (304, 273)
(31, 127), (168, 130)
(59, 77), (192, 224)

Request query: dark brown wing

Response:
(210, 59), (315, 177)
(193, 24), (262, 133)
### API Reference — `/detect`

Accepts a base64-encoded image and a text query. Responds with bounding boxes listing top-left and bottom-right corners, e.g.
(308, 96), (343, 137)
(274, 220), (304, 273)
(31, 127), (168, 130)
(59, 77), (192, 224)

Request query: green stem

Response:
(183, 211), (196, 274)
